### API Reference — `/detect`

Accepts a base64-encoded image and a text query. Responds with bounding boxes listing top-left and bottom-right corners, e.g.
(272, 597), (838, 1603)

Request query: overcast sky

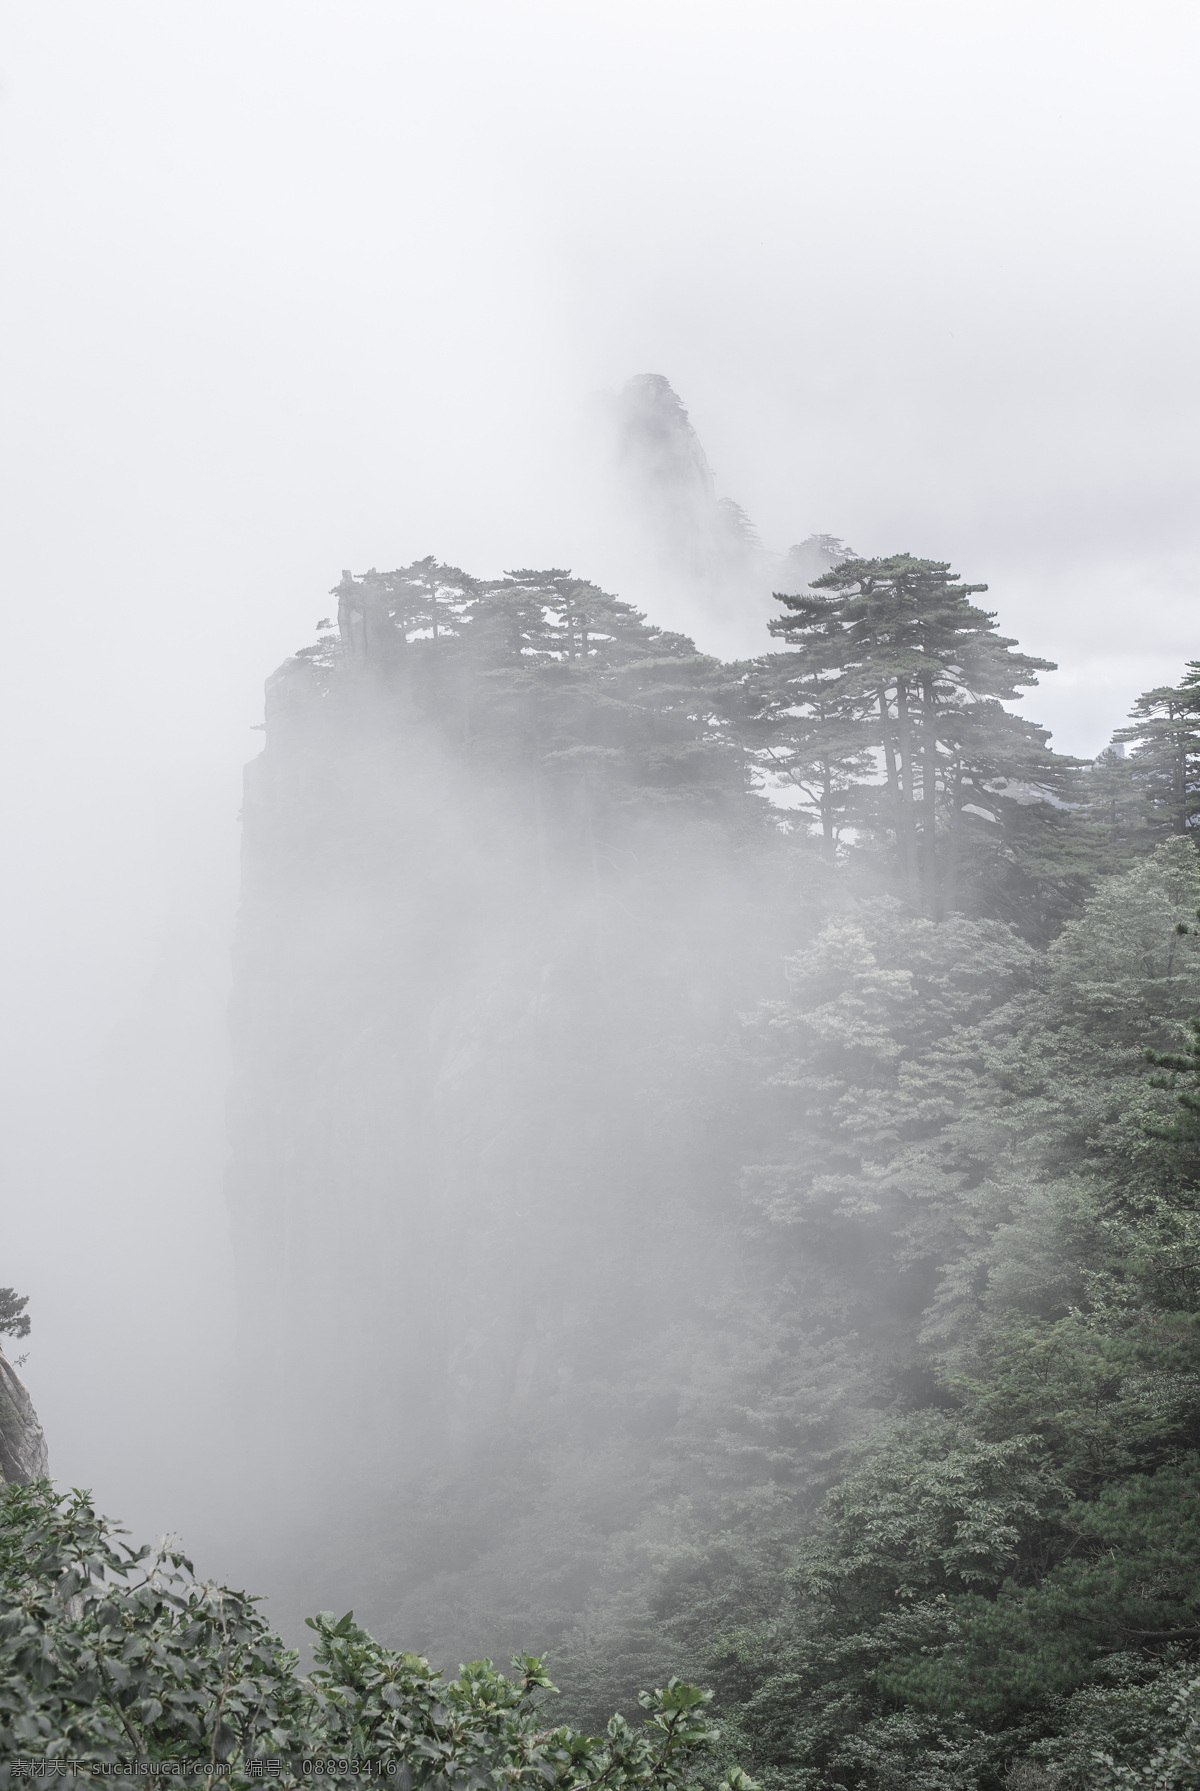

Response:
(2, 0), (1197, 1511)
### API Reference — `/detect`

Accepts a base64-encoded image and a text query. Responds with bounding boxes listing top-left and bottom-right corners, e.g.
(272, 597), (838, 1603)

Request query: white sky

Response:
(0, 0), (1197, 1529)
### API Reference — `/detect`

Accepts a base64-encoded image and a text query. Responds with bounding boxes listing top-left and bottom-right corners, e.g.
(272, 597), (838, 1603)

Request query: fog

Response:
(2, 0), (1198, 1659)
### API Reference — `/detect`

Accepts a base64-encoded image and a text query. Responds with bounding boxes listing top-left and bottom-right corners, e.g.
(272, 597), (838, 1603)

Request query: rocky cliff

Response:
(0, 1349), (48, 1484)
(221, 392), (848, 1656)
(604, 375), (853, 650)
(612, 374), (758, 583)
(224, 561), (800, 1534)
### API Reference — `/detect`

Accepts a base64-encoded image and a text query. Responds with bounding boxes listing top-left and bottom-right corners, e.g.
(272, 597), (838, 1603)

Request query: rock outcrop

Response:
(0, 1348), (49, 1483)
(603, 375), (854, 653)
(610, 374), (767, 598)
(225, 559), (799, 1509)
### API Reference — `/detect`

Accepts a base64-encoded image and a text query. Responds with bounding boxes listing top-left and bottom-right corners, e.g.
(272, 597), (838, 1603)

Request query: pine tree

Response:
(766, 554), (1062, 913)
(745, 597), (874, 858)
(1076, 743), (1147, 867)
(1144, 930), (1200, 1166)
(1113, 662), (1200, 840)
(0, 1289), (29, 1341)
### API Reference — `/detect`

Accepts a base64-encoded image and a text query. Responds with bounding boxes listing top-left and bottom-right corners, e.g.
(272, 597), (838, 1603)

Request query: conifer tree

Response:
(0, 1288), (29, 1341)
(1076, 742), (1146, 867)
(744, 601), (874, 858)
(1113, 662), (1200, 839)
(1145, 944), (1200, 1172)
(766, 554), (1061, 913)
(323, 562), (751, 858)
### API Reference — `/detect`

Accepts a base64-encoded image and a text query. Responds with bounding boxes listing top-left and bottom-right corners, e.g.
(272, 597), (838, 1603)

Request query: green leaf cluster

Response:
(759, 554), (1070, 918)
(700, 841), (1200, 1786)
(0, 1292), (30, 1343)
(0, 1481), (751, 1791)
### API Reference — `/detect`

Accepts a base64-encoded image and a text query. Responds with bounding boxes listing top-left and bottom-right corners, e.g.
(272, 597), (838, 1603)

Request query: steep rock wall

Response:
(224, 567), (804, 1512)
(0, 1349), (49, 1484)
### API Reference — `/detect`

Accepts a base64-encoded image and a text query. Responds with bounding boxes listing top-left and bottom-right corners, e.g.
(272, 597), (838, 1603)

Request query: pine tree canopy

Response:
(758, 554), (1068, 915)
(1112, 661), (1200, 840)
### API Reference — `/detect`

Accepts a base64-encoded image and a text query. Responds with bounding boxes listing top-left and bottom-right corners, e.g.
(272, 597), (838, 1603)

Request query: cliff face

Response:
(228, 648), (499, 1468)
(224, 564), (799, 1556)
(222, 414), (849, 1652)
(0, 1350), (49, 1484)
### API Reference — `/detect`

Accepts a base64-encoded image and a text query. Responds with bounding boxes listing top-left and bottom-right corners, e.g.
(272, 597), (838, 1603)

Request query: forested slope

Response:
(219, 556), (1200, 1788)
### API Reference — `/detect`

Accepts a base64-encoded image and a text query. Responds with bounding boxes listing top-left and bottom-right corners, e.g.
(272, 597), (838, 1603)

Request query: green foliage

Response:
(1091, 1672), (1200, 1787)
(314, 556), (1180, 937)
(688, 842), (1200, 1787)
(323, 561), (753, 830)
(793, 1414), (1065, 1612)
(1073, 747), (1148, 873)
(1145, 999), (1200, 1159)
(306, 832), (1200, 1787)
(1113, 664), (1200, 842)
(762, 553), (1070, 918)
(0, 1481), (749, 1791)
(438, 837), (1200, 1785)
(0, 1291), (29, 1342)
(244, 578), (1200, 1788)
(1074, 666), (1200, 869)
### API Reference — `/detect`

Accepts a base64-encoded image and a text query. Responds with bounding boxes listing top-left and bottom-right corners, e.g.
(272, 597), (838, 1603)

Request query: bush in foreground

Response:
(0, 1482), (752, 1791)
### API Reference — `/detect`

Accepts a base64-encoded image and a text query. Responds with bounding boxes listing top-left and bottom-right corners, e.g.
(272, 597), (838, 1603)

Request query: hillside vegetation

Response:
(9, 556), (1200, 1789)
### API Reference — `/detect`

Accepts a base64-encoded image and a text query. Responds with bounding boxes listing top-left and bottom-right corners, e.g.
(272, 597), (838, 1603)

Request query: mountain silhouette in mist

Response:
(607, 373), (853, 646)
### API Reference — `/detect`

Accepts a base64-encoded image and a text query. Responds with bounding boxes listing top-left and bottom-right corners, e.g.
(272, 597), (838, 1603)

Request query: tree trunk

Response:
(919, 673), (940, 916)
(1172, 705), (1188, 835)
(894, 679), (920, 901)
(943, 759), (965, 917)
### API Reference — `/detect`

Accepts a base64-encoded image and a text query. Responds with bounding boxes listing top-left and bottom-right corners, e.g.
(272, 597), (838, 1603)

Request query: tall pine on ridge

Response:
(765, 555), (1063, 915)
